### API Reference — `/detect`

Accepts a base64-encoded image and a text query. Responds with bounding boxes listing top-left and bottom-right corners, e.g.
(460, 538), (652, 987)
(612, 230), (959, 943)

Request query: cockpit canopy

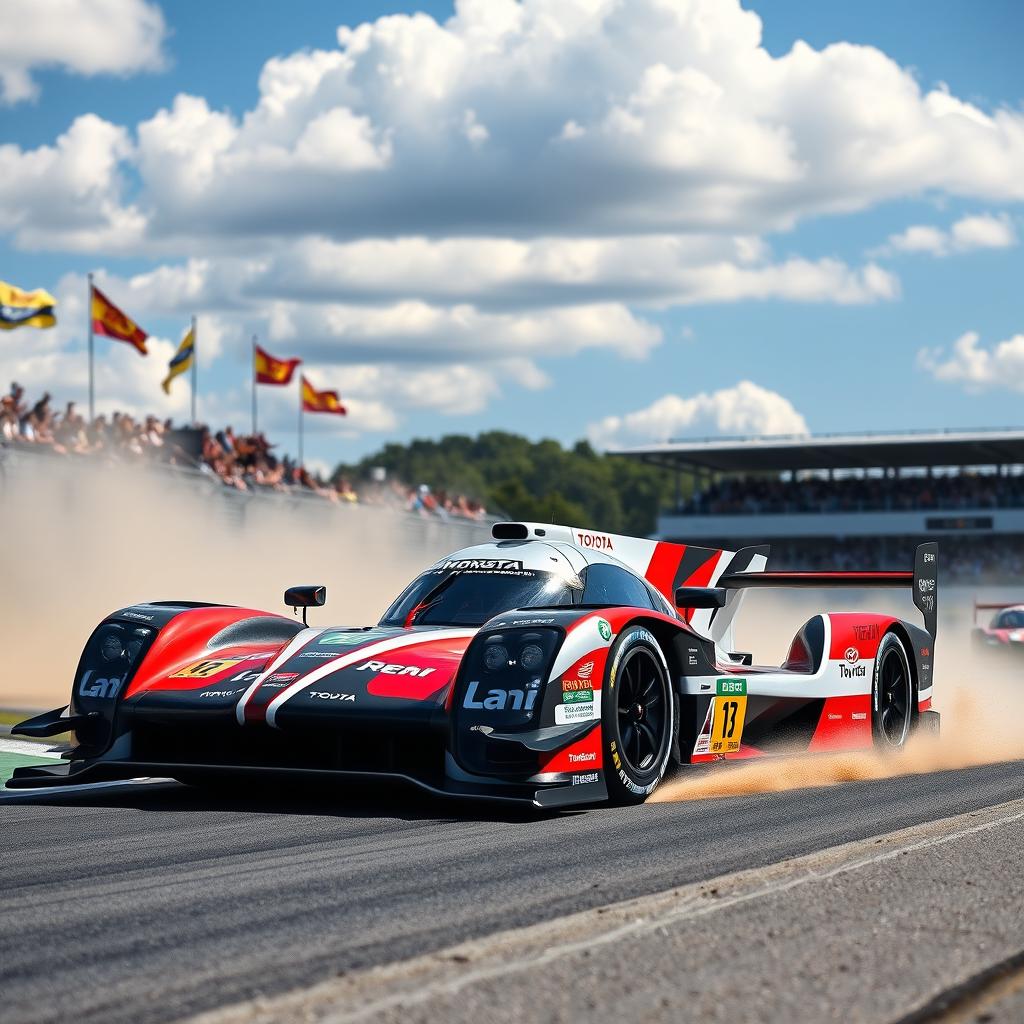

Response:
(380, 543), (672, 628)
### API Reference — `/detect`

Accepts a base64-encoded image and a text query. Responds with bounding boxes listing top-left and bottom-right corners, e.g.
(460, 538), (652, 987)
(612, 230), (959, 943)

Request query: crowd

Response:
(1, 381), (361, 502)
(406, 483), (488, 521)
(1, 383), (492, 519)
(680, 472), (1024, 516)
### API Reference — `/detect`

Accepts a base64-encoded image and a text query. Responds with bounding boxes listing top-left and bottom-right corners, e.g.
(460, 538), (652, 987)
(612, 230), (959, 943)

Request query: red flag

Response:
(255, 344), (300, 385)
(301, 375), (346, 415)
(91, 285), (148, 355)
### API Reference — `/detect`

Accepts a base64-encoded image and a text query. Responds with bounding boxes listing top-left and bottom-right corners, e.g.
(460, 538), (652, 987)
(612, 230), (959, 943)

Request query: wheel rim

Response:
(878, 644), (911, 747)
(615, 647), (667, 774)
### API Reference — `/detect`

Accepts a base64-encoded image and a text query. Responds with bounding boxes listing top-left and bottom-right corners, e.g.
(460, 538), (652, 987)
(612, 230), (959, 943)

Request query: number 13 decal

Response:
(711, 695), (747, 754)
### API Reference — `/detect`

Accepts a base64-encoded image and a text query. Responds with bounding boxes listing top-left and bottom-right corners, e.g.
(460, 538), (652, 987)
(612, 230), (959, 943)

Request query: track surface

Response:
(3, 760), (1024, 1024)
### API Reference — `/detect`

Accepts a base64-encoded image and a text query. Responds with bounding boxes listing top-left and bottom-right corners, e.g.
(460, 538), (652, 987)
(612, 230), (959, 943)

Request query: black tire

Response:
(603, 625), (675, 805)
(872, 632), (914, 750)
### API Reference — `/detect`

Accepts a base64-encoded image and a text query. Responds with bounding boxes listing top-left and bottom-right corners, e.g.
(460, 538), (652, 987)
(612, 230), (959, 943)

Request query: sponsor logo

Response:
(923, 552), (936, 564)
(575, 531), (614, 551)
(687, 648), (699, 667)
(555, 692), (601, 725)
(852, 623), (879, 642)
(918, 578), (936, 594)
(121, 611), (154, 621)
(308, 691), (355, 701)
(300, 652), (340, 659)
(320, 629), (391, 646)
(597, 619), (612, 642)
(568, 751), (597, 763)
(439, 559), (524, 572)
(562, 678), (593, 692)
(921, 595), (936, 612)
(921, 647), (930, 657)
(572, 772), (600, 786)
(355, 660), (436, 677)
(840, 663), (867, 679)
(852, 712), (868, 721)
(844, 647), (860, 665)
(827, 713), (842, 721)
(563, 689), (594, 704)
(577, 661), (595, 680)
(508, 617), (555, 626)
(700, 681), (712, 691)
(716, 678), (747, 696)
(200, 688), (245, 698)
(170, 658), (245, 679)
(228, 669), (263, 684)
(463, 680), (538, 712)
(268, 672), (299, 683)
(78, 670), (121, 699)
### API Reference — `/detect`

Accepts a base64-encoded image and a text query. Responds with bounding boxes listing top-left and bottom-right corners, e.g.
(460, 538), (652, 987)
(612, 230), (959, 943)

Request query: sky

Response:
(2, 0), (1023, 472)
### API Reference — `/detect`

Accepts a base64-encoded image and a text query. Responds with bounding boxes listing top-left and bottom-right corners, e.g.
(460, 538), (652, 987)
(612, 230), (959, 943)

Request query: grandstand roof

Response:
(613, 428), (1024, 473)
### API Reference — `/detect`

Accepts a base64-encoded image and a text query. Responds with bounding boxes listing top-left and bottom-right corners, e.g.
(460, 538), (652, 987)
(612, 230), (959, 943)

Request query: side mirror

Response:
(674, 586), (727, 610)
(284, 585), (326, 625)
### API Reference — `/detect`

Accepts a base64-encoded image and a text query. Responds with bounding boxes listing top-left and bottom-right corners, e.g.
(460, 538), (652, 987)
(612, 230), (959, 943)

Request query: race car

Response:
(9, 523), (940, 808)
(972, 599), (1024, 654)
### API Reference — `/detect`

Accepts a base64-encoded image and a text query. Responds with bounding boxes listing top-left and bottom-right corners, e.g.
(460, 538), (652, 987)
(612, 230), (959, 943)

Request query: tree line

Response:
(333, 431), (679, 537)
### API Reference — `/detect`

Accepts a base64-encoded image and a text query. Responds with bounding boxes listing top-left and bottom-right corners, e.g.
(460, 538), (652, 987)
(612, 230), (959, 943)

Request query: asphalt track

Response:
(3, 759), (1024, 1024)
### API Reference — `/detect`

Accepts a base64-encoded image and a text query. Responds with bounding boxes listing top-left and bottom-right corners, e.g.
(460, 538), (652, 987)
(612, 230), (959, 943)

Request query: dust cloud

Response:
(0, 457), (485, 708)
(652, 587), (1024, 802)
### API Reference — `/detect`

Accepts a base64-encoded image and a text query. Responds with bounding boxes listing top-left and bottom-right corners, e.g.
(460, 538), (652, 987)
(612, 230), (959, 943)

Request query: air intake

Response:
(491, 522), (531, 540)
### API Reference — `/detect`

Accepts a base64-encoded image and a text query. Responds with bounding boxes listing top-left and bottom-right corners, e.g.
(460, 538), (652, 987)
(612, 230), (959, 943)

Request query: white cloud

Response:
(950, 213), (1017, 251)
(267, 299), (663, 363)
(587, 381), (810, 449)
(876, 213), (1017, 257)
(918, 330), (1024, 392)
(121, 0), (1024, 246)
(0, 115), (145, 252)
(0, 0), (166, 104)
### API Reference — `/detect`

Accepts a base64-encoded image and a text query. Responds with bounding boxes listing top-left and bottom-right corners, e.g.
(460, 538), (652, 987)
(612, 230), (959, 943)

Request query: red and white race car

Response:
(972, 599), (1024, 654)
(10, 522), (939, 808)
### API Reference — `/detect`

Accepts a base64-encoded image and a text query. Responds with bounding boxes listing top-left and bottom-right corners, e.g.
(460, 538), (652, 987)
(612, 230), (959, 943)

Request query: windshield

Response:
(996, 610), (1024, 629)
(381, 566), (580, 627)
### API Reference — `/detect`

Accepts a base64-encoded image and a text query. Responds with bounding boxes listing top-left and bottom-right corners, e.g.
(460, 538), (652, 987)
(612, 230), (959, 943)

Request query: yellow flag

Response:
(0, 280), (56, 330)
(162, 326), (195, 394)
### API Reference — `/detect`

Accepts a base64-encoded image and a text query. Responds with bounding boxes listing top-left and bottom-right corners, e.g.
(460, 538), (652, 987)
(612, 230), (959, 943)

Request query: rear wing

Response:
(689, 542), (939, 638)
(973, 598), (1024, 626)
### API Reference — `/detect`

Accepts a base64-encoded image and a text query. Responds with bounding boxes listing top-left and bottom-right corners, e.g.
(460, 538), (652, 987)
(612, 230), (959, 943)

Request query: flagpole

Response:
(298, 379), (304, 468)
(251, 335), (258, 435)
(190, 315), (197, 424)
(87, 272), (95, 422)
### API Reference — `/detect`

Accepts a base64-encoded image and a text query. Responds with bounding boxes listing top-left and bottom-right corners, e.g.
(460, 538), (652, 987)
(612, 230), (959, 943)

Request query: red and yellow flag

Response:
(301, 375), (346, 415)
(255, 344), (300, 385)
(91, 285), (148, 355)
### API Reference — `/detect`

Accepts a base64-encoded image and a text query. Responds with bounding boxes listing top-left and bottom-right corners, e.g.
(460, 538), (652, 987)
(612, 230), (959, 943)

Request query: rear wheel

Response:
(603, 625), (675, 805)
(872, 632), (914, 750)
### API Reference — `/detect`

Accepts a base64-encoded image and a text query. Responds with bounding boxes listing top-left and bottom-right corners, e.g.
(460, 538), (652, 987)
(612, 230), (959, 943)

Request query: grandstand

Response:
(614, 428), (1024, 583)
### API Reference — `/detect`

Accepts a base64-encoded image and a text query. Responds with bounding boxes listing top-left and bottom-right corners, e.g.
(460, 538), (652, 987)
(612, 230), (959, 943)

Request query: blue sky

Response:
(2, 0), (1023, 469)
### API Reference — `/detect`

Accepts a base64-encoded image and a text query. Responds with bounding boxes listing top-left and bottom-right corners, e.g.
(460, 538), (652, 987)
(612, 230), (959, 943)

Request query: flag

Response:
(162, 325), (195, 394)
(0, 280), (56, 330)
(301, 375), (347, 415)
(91, 285), (148, 355)
(255, 344), (300, 385)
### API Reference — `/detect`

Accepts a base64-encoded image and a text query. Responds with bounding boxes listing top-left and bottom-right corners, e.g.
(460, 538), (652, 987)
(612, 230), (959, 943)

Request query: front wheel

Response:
(602, 625), (675, 805)
(872, 632), (914, 750)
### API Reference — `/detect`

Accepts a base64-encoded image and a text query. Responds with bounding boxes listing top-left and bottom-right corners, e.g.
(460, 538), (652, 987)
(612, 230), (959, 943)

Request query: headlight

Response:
(483, 643), (510, 671)
(519, 643), (544, 671)
(99, 630), (124, 662)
